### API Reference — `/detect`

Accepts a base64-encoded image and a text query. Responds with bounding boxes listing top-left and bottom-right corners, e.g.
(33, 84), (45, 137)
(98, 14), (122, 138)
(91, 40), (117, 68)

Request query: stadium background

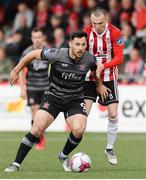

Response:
(0, 0), (146, 179)
(0, 0), (146, 132)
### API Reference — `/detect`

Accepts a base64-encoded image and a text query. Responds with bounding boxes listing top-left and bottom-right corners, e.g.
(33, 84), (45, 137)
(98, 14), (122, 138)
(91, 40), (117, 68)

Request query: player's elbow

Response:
(29, 50), (41, 60)
(116, 54), (124, 65)
(119, 56), (124, 65)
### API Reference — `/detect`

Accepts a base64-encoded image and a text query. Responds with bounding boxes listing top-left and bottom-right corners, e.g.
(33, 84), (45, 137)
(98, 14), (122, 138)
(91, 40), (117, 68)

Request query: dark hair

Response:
(31, 27), (45, 34)
(90, 7), (107, 17)
(70, 30), (87, 40)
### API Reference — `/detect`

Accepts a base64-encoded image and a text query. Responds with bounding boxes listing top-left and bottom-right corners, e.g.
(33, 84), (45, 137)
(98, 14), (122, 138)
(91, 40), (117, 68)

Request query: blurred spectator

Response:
(83, 0), (109, 10)
(14, 14), (31, 47)
(131, 0), (146, 59)
(0, 0), (145, 84)
(82, 13), (91, 29)
(52, 27), (68, 48)
(108, 0), (121, 28)
(119, 0), (133, 23)
(0, 29), (6, 48)
(51, 3), (67, 29)
(0, 48), (13, 82)
(66, 12), (79, 35)
(51, 3), (65, 18)
(86, 0), (97, 11)
(47, 14), (64, 43)
(5, 30), (26, 66)
(13, 2), (34, 31)
(123, 48), (144, 84)
(0, 5), (6, 26)
(122, 22), (136, 62)
(50, 15), (63, 29)
(33, 0), (50, 29)
(65, 0), (86, 25)
(131, 0), (146, 38)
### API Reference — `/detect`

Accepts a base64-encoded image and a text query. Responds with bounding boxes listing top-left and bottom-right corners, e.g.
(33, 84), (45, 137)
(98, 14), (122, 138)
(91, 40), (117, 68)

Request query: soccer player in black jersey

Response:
(5, 30), (108, 172)
(19, 28), (49, 150)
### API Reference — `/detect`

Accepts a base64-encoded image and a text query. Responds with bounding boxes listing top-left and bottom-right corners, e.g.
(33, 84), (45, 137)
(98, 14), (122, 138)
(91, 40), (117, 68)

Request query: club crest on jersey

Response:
(116, 36), (124, 46)
(106, 38), (111, 45)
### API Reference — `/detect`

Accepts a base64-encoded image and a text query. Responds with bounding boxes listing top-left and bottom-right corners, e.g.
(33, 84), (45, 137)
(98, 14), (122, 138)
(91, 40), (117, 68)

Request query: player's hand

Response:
(97, 84), (111, 102)
(96, 64), (104, 78)
(9, 69), (19, 86)
(20, 89), (27, 99)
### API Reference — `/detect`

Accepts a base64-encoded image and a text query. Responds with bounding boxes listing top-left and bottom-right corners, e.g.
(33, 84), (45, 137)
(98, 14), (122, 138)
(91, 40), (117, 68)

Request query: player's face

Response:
(91, 13), (107, 34)
(69, 37), (87, 59)
(31, 31), (45, 49)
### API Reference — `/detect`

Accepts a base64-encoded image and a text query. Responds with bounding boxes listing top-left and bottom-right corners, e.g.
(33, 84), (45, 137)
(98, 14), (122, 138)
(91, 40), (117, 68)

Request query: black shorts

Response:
(39, 94), (87, 119)
(84, 81), (119, 106)
(84, 81), (97, 101)
(27, 90), (45, 106)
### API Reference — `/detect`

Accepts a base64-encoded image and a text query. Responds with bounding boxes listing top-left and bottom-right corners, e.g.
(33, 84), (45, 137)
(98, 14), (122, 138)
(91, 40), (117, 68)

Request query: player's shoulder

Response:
(109, 23), (122, 35)
(59, 47), (69, 53)
(109, 23), (124, 46)
(23, 45), (34, 54)
(55, 48), (69, 57)
(44, 47), (68, 55)
(83, 25), (92, 34)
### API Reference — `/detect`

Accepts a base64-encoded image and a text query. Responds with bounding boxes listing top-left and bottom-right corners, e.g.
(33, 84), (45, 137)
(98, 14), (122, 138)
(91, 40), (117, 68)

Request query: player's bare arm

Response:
(96, 64), (104, 79)
(96, 45), (124, 78)
(9, 49), (42, 86)
(19, 69), (27, 99)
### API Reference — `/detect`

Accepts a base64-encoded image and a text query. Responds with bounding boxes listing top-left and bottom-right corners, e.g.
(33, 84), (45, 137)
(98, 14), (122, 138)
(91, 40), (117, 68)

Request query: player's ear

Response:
(106, 14), (109, 22)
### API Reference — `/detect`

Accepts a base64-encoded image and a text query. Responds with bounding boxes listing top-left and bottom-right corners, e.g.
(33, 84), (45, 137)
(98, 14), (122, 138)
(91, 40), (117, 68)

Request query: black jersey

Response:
(41, 48), (96, 99)
(20, 46), (49, 91)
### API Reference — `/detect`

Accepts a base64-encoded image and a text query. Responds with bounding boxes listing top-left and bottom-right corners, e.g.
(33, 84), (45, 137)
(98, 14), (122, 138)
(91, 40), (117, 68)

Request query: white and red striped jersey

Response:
(83, 23), (124, 82)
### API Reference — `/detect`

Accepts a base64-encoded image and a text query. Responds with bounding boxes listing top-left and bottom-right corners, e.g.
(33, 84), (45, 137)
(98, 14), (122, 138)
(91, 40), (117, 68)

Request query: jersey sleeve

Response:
(41, 48), (58, 63)
(90, 56), (97, 71)
(103, 29), (124, 69)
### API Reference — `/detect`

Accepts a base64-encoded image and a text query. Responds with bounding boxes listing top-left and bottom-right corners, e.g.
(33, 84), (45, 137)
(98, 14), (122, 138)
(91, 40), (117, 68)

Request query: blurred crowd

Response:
(0, 0), (146, 84)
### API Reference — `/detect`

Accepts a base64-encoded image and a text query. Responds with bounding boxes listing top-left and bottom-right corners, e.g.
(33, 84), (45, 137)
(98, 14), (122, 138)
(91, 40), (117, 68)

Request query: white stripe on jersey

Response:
(103, 28), (111, 81)
(89, 30), (94, 55)
(85, 69), (92, 81)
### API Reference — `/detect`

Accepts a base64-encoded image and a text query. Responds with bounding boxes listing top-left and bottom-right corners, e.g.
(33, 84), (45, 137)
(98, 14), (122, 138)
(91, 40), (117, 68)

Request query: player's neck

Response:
(33, 44), (43, 50)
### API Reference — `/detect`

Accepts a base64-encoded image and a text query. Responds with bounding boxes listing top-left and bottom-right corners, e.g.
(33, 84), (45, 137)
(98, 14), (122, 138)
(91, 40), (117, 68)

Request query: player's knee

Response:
(72, 127), (85, 138)
(31, 125), (43, 137)
(108, 113), (118, 121)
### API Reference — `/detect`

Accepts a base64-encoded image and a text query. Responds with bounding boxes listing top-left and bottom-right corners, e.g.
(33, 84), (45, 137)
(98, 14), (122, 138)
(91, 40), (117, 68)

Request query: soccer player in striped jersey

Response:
(19, 28), (49, 150)
(83, 7), (124, 165)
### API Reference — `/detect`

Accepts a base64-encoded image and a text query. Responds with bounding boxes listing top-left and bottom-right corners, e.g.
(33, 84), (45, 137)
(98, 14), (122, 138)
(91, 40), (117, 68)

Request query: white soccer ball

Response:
(70, 152), (91, 172)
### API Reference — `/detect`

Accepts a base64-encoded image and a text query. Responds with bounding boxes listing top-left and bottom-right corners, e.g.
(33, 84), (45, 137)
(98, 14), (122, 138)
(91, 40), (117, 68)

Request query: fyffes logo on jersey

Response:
(62, 72), (82, 80)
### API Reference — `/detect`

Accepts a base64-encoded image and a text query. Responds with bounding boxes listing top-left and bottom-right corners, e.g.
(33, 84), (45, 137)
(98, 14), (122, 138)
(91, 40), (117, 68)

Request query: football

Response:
(70, 152), (91, 172)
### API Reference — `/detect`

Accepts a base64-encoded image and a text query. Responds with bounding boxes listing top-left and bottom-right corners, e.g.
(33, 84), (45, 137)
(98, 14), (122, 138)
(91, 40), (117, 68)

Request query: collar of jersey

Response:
(92, 22), (108, 37)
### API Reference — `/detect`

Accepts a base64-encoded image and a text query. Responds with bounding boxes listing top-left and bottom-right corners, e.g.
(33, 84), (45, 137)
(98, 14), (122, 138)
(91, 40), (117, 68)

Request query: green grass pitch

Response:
(0, 132), (146, 179)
